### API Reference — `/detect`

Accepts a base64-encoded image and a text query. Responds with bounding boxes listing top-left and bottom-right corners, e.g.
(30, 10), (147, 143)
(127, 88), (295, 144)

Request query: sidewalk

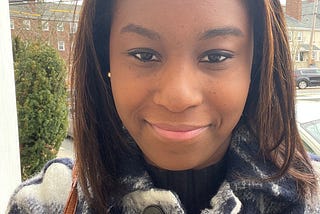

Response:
(57, 137), (74, 159)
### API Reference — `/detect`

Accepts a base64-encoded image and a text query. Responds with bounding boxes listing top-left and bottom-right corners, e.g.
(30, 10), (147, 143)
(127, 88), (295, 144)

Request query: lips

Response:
(148, 122), (209, 141)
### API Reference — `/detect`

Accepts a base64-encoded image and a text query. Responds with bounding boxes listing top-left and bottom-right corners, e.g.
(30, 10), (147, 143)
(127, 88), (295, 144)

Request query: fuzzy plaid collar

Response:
(109, 125), (311, 213)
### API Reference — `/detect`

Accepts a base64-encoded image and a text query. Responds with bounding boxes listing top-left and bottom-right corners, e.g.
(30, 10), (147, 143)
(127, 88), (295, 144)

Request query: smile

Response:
(149, 122), (209, 141)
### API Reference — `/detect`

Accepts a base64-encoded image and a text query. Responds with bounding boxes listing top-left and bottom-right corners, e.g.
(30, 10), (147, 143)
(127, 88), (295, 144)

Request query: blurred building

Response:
(285, 0), (320, 68)
(9, 0), (81, 72)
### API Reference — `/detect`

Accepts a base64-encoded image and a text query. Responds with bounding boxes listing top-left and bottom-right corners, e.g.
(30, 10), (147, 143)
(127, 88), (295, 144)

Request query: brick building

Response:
(9, 1), (81, 71)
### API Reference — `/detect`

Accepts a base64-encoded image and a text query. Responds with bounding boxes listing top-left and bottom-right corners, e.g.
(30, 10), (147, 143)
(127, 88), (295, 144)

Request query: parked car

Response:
(296, 101), (320, 155)
(294, 68), (320, 89)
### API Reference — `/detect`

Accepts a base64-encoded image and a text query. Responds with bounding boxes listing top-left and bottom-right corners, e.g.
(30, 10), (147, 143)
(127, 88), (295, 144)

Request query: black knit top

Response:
(146, 156), (227, 214)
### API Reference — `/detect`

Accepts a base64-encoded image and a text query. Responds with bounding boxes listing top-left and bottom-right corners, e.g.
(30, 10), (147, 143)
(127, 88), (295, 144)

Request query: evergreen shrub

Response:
(13, 38), (68, 180)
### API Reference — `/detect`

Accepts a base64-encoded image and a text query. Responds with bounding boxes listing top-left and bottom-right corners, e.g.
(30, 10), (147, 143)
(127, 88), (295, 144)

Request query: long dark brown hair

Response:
(71, 0), (318, 212)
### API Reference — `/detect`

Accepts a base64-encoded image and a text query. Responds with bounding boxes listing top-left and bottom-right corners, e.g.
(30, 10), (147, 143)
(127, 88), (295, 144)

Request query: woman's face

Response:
(110, 0), (253, 170)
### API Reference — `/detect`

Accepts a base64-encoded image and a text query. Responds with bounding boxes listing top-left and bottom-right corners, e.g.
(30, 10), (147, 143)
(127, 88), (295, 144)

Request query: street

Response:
(57, 137), (74, 159)
(296, 87), (320, 124)
(296, 87), (320, 102)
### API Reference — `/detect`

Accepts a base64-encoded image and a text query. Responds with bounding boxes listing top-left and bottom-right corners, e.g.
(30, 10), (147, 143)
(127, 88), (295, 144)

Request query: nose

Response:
(153, 63), (203, 113)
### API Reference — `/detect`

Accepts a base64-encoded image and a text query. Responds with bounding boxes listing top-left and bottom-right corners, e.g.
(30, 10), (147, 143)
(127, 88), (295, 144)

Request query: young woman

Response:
(7, 0), (320, 213)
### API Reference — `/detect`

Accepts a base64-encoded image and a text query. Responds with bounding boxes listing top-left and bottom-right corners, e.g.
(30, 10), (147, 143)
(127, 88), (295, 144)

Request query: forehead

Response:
(111, 0), (251, 37)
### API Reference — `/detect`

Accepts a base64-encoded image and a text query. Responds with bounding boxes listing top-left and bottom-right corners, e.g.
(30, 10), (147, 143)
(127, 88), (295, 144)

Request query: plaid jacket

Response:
(6, 125), (320, 213)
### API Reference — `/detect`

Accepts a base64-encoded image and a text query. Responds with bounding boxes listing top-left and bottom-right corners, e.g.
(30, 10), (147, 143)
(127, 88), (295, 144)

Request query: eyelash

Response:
(198, 50), (234, 64)
(127, 48), (161, 62)
(127, 48), (233, 64)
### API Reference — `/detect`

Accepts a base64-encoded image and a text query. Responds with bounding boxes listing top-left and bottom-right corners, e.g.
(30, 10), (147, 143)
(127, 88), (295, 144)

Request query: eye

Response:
(199, 50), (233, 63)
(128, 48), (161, 62)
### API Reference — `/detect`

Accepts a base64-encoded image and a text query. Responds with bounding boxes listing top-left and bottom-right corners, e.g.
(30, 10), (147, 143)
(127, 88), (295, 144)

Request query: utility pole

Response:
(308, 0), (319, 66)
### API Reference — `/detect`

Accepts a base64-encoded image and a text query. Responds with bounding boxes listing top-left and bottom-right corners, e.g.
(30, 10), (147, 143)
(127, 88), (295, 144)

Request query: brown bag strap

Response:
(64, 164), (78, 214)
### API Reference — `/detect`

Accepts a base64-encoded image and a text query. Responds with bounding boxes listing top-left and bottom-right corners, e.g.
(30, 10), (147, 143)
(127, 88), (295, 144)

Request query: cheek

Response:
(111, 77), (131, 119)
(110, 72), (149, 125)
(208, 73), (250, 125)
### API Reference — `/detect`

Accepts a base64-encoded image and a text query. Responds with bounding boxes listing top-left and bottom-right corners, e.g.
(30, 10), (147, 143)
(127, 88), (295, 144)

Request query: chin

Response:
(149, 159), (203, 171)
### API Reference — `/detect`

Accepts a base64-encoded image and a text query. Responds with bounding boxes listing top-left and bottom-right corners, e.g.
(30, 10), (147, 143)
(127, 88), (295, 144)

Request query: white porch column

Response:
(0, 0), (21, 213)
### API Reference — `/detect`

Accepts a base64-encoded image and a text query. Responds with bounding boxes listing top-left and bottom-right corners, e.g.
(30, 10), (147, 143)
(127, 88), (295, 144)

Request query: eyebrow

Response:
(120, 24), (161, 40)
(199, 27), (244, 40)
(120, 24), (244, 41)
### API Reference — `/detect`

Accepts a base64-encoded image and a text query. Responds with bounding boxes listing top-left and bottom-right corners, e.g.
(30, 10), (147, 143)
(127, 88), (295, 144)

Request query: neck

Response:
(146, 155), (227, 213)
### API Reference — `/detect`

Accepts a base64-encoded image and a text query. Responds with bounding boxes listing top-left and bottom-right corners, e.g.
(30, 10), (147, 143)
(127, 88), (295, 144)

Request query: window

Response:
(296, 32), (303, 41)
(23, 20), (31, 30)
(10, 19), (14, 29)
(295, 52), (299, 61)
(303, 69), (317, 74)
(70, 22), (78, 34)
(58, 41), (65, 51)
(57, 22), (64, 32)
(312, 51), (317, 60)
(42, 21), (49, 31)
(288, 31), (292, 41)
(295, 52), (304, 62)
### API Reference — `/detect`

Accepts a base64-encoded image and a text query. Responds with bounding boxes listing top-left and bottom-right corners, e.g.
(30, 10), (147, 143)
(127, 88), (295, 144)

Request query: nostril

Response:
(153, 86), (202, 113)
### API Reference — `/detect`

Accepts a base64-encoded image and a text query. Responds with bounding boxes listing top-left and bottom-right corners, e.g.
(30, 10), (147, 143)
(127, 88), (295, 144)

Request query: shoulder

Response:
(305, 159), (320, 213)
(6, 158), (74, 214)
